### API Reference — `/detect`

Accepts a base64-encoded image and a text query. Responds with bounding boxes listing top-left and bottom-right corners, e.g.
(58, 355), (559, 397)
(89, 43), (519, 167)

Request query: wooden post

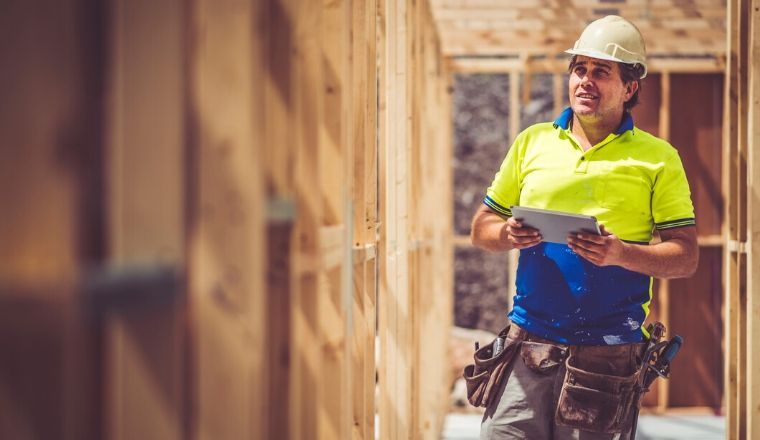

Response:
(656, 71), (672, 412)
(746, 1), (760, 438)
(350, 0), (378, 438)
(553, 72), (565, 117)
(507, 71), (521, 308)
(318, 0), (352, 437)
(104, 0), (186, 438)
(378, 0), (412, 437)
(725, 0), (750, 437)
(262, 0), (297, 438)
(188, 0), (264, 438)
(289, 0), (324, 438)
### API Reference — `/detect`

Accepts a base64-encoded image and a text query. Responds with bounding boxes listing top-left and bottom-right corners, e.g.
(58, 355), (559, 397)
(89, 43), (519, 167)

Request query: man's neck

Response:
(571, 112), (624, 150)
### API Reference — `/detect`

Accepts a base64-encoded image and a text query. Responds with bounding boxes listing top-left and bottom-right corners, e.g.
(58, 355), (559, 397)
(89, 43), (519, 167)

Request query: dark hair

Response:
(568, 55), (646, 111)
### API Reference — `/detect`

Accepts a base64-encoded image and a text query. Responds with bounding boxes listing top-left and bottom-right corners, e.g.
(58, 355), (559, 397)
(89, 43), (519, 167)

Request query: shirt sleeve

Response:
(651, 151), (696, 230)
(484, 135), (523, 218)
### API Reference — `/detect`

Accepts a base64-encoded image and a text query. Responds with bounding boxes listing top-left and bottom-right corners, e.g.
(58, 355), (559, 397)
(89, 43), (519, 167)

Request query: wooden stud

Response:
(189, 1), (267, 439)
(349, 0), (378, 438)
(262, 0), (298, 438)
(378, 0), (412, 437)
(506, 71), (521, 307)
(723, 0), (739, 434)
(553, 72), (564, 119)
(104, 0), (186, 438)
(290, 0), (323, 438)
(655, 71), (672, 413)
(746, 0), (760, 438)
(724, 0), (750, 437)
(252, 1), (269, 438)
(318, 0), (352, 437)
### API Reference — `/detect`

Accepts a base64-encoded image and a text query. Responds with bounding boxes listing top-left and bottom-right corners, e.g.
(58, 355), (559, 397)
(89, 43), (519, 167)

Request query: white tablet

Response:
(509, 206), (601, 244)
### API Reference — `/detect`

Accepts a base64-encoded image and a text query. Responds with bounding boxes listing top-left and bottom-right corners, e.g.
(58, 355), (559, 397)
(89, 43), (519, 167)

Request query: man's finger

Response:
(509, 227), (539, 237)
(572, 247), (602, 265)
(512, 234), (542, 244)
(514, 239), (541, 249)
(568, 238), (604, 257)
(574, 233), (606, 244)
(507, 217), (523, 228)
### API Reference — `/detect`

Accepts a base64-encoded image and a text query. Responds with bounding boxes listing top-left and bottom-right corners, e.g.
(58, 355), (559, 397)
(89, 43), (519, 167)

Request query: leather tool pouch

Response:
(462, 325), (521, 407)
(555, 353), (638, 434)
(520, 341), (566, 375)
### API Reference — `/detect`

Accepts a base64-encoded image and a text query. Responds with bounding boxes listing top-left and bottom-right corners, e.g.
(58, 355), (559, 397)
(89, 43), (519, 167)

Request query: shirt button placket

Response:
(577, 155), (589, 173)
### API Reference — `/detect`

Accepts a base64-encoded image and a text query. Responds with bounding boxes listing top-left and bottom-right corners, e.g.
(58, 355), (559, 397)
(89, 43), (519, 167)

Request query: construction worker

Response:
(470, 16), (698, 439)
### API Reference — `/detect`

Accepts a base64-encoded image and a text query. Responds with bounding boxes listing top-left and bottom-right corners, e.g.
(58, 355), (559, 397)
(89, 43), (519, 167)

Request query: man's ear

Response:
(626, 81), (639, 98)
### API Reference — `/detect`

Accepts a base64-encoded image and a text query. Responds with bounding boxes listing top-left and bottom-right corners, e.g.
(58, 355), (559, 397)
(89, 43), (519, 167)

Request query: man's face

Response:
(568, 56), (636, 122)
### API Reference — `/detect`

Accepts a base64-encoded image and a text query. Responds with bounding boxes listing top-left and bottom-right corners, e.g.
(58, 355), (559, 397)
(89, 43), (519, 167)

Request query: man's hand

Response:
(471, 205), (542, 252)
(504, 217), (542, 249)
(567, 224), (626, 266)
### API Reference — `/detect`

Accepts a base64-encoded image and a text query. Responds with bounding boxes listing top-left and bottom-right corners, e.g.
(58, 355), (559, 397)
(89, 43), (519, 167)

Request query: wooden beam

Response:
(439, 28), (726, 57)
(449, 56), (725, 74)
(647, 57), (726, 73)
(430, 0), (725, 7)
(433, 16), (725, 30)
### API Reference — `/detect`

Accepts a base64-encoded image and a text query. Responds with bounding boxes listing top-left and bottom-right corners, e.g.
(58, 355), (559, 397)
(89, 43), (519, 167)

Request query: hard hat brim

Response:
(564, 48), (648, 79)
(565, 48), (628, 64)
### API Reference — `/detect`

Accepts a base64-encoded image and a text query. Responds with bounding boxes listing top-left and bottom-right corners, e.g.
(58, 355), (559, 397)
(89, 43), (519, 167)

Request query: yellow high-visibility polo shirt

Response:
(482, 107), (695, 345)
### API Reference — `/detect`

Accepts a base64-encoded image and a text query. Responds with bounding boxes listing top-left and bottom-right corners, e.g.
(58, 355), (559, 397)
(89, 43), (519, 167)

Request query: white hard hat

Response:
(565, 15), (648, 79)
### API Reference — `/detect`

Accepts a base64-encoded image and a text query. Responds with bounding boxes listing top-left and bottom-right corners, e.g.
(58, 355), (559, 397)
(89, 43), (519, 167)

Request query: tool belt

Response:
(463, 323), (677, 435)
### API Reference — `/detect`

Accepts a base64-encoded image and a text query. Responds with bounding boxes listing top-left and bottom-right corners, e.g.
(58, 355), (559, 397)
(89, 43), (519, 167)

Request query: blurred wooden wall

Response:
(0, 0), (454, 439)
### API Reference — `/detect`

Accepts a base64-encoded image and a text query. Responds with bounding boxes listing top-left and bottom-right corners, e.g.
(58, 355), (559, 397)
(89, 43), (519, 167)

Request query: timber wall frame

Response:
(0, 0), (453, 439)
(10, 0), (760, 438)
(260, 0), (454, 439)
(259, 0), (453, 438)
(107, 0), (452, 437)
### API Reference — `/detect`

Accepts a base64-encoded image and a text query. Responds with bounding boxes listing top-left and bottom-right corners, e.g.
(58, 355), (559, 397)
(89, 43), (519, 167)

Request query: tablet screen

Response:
(510, 206), (600, 244)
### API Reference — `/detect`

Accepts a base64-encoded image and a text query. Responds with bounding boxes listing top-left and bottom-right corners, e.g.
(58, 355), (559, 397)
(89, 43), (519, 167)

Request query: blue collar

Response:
(552, 107), (634, 135)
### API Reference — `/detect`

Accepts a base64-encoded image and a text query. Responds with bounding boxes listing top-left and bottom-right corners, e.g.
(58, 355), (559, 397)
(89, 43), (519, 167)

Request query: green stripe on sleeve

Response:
(655, 218), (696, 230)
(483, 196), (512, 217)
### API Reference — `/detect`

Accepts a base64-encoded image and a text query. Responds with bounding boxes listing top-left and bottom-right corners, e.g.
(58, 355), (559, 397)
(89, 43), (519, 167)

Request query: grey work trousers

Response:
(480, 336), (642, 440)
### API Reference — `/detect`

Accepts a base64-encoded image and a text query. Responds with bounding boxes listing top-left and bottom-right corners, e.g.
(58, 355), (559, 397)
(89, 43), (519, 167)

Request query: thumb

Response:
(599, 224), (612, 236)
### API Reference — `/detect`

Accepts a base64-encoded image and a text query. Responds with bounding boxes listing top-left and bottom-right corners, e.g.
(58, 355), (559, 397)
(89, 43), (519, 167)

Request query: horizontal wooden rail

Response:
(84, 264), (181, 311)
(353, 244), (377, 263)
